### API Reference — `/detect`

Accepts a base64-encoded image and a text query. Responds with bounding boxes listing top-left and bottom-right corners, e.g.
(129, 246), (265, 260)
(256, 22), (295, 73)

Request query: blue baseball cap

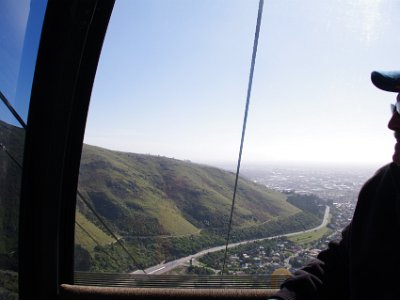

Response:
(371, 71), (400, 92)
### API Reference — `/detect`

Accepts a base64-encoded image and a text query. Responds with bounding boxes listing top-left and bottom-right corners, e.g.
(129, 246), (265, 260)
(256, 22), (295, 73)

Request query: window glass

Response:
(0, 0), (47, 298)
(75, 0), (400, 287)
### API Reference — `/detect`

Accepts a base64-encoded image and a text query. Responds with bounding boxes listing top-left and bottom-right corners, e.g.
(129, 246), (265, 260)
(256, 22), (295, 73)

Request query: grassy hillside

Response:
(74, 144), (325, 272)
(78, 144), (300, 239)
(0, 119), (324, 274)
(0, 121), (24, 271)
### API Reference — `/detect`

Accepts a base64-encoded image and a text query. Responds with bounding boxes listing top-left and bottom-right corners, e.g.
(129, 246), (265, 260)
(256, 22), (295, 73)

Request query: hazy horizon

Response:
(83, 141), (384, 174)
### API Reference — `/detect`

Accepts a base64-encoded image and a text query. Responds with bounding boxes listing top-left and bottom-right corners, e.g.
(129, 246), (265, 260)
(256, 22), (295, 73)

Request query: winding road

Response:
(133, 206), (330, 275)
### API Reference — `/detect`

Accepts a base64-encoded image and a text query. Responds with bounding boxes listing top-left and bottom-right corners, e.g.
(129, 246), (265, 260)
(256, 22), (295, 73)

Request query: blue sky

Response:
(84, 0), (400, 168)
(0, 0), (47, 125)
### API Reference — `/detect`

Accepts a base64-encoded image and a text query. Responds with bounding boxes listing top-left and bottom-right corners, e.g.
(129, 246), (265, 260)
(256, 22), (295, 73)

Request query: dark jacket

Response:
(271, 163), (400, 300)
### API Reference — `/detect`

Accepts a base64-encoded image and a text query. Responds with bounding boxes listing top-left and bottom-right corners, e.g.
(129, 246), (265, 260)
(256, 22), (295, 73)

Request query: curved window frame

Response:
(18, 1), (115, 299)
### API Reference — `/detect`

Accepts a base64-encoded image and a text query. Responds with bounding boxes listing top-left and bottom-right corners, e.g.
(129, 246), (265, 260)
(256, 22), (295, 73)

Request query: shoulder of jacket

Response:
(374, 163), (391, 175)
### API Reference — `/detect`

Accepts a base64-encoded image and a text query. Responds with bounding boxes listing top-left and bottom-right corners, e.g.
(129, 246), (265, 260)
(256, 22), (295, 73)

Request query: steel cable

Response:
(221, 0), (264, 275)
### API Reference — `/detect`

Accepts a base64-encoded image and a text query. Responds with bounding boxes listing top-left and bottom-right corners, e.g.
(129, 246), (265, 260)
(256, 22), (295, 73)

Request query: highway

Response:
(133, 206), (330, 275)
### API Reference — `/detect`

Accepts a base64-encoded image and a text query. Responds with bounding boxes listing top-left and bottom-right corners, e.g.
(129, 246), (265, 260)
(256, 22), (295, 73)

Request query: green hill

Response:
(75, 144), (326, 272)
(0, 121), (24, 271)
(77, 144), (300, 238)
(0, 119), (324, 273)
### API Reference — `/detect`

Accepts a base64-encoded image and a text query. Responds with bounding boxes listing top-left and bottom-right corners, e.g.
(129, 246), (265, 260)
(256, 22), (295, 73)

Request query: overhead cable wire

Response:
(0, 90), (27, 129)
(0, 89), (26, 168)
(77, 190), (147, 273)
(0, 142), (23, 169)
(75, 221), (123, 267)
(221, 0), (264, 275)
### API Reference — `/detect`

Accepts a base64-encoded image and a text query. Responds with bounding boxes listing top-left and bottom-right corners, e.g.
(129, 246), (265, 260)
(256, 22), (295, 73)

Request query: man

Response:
(268, 70), (400, 300)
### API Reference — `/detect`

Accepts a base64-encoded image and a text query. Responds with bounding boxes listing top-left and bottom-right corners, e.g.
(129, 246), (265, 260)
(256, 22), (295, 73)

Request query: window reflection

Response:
(0, 1), (47, 298)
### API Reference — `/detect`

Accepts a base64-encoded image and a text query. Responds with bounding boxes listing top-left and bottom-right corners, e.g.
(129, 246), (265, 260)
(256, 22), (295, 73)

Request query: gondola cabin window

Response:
(74, 0), (400, 288)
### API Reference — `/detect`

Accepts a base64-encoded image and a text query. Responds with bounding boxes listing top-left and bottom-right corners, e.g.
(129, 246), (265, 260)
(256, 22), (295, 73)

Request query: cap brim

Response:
(371, 71), (400, 92)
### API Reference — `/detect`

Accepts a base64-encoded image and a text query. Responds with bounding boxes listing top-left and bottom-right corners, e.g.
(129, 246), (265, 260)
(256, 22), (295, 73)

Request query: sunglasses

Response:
(391, 102), (400, 115)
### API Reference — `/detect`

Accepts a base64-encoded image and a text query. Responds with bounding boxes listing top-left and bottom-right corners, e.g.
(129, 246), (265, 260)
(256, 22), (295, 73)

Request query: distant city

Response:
(240, 163), (377, 203)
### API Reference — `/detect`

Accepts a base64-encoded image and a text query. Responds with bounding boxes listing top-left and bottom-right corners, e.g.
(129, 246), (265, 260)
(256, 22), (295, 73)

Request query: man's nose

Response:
(388, 112), (400, 131)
